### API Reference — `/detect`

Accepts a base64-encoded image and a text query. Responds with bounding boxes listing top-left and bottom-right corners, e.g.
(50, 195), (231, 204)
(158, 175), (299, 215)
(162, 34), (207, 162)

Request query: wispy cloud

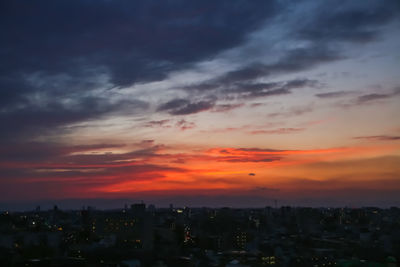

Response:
(212, 103), (244, 112)
(336, 87), (400, 107)
(145, 119), (171, 128)
(249, 128), (305, 135)
(157, 98), (215, 115)
(176, 119), (196, 131)
(354, 135), (400, 141)
(315, 91), (354, 98)
(267, 105), (313, 118)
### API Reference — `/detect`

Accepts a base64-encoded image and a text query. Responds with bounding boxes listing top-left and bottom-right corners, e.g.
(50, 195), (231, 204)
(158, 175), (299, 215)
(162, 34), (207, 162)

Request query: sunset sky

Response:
(1, 0), (400, 209)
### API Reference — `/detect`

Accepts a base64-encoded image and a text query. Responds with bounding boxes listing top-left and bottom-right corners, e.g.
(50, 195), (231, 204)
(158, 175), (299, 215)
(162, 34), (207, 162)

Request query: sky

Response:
(1, 0), (400, 210)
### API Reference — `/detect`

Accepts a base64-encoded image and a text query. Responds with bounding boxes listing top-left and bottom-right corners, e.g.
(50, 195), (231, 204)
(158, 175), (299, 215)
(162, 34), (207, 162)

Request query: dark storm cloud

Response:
(0, 141), (188, 186)
(1, 0), (278, 86)
(0, 0), (279, 140)
(0, 142), (126, 162)
(0, 75), (32, 108)
(1, 0), (398, 135)
(0, 141), (165, 166)
(0, 96), (148, 141)
(0, 164), (185, 181)
(297, 0), (400, 43)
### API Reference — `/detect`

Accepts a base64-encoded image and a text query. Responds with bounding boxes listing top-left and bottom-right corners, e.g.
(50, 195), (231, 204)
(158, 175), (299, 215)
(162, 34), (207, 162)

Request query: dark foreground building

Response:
(0, 205), (399, 266)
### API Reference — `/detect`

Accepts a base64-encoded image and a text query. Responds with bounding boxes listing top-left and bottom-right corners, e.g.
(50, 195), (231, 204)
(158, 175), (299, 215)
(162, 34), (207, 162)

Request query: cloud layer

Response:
(1, 0), (400, 207)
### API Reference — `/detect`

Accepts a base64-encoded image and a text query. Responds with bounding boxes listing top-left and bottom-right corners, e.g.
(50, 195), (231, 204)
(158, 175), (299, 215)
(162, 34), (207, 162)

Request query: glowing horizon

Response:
(1, 0), (399, 209)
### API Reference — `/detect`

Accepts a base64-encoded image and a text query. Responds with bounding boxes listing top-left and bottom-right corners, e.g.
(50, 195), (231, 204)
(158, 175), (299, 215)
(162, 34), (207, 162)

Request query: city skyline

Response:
(1, 0), (400, 210)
